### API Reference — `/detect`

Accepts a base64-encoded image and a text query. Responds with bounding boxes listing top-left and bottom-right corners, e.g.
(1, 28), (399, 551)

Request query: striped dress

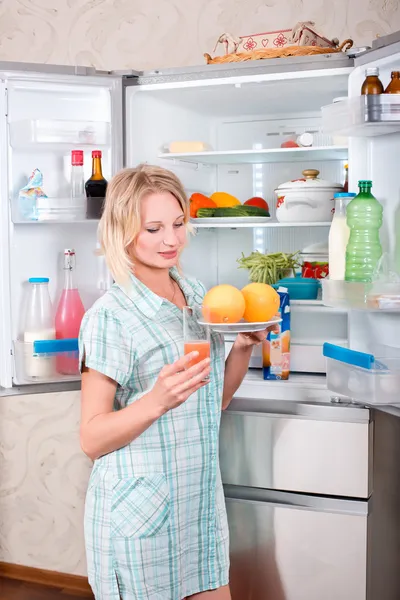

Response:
(79, 268), (229, 599)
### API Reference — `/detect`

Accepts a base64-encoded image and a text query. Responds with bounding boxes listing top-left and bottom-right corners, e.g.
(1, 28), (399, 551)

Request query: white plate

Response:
(198, 315), (282, 334)
(191, 216), (271, 226)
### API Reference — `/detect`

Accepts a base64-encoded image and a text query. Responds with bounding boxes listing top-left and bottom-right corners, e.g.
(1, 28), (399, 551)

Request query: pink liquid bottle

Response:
(55, 249), (85, 375)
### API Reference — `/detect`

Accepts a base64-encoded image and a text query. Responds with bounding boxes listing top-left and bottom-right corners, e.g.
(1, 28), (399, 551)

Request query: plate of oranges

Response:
(199, 283), (282, 334)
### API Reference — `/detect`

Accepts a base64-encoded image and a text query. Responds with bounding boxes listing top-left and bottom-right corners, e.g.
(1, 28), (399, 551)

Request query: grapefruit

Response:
(202, 284), (245, 324)
(241, 283), (280, 323)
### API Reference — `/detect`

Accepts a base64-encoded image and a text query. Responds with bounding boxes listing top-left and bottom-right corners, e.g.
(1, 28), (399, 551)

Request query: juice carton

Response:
(263, 287), (290, 380)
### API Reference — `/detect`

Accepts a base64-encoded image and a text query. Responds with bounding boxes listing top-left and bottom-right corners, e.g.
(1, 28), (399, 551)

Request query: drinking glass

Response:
(183, 306), (211, 368)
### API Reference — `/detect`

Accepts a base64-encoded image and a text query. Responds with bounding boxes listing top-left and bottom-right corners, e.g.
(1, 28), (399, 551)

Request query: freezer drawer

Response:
(220, 409), (371, 498)
(225, 487), (368, 600)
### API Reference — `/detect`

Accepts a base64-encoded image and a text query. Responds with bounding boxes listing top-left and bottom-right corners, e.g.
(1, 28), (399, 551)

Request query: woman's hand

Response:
(151, 352), (211, 414)
(234, 324), (280, 350)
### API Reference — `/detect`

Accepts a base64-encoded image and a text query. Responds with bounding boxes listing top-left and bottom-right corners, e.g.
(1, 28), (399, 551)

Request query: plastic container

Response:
(272, 276), (319, 300)
(9, 119), (111, 147)
(324, 343), (400, 405)
(322, 95), (400, 137)
(13, 339), (79, 384)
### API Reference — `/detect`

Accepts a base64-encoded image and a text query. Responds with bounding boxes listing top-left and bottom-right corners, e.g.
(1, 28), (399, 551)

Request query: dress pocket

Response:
(111, 473), (170, 539)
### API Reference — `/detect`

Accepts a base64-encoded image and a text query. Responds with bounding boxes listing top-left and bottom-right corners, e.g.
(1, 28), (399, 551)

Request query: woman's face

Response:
(133, 191), (187, 269)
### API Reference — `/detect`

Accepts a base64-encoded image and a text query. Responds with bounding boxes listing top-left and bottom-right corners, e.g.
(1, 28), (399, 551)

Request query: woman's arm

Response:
(80, 352), (211, 461)
(222, 326), (278, 410)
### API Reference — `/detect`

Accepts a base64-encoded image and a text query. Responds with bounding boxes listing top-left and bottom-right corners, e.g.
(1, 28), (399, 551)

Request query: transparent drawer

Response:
(12, 196), (88, 223)
(322, 279), (400, 311)
(9, 119), (111, 147)
(322, 95), (400, 137)
(13, 339), (80, 385)
(324, 343), (400, 406)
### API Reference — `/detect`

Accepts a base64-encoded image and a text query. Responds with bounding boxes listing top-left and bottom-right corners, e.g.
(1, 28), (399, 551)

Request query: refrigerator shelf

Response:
(9, 119), (111, 147)
(322, 95), (400, 137)
(322, 279), (400, 312)
(191, 218), (332, 228)
(159, 145), (348, 166)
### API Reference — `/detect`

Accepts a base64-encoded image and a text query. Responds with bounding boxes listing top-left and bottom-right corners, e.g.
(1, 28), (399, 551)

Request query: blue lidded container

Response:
(272, 275), (320, 300)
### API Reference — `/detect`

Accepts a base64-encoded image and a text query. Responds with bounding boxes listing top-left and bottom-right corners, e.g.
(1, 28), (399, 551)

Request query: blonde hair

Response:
(99, 164), (190, 286)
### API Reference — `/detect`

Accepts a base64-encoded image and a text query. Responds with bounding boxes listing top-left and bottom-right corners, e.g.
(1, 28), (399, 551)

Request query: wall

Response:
(0, 391), (91, 576)
(0, 0), (400, 71)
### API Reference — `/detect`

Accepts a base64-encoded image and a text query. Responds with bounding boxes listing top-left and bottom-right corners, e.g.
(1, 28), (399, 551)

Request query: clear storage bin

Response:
(13, 339), (79, 384)
(322, 279), (400, 311)
(322, 95), (400, 137)
(324, 343), (400, 405)
(9, 119), (111, 147)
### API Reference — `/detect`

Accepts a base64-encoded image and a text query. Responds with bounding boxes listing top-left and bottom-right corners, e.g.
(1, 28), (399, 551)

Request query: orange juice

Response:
(184, 340), (211, 367)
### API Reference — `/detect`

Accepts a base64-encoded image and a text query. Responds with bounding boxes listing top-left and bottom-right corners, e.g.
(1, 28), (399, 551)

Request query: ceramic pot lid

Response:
(276, 169), (343, 191)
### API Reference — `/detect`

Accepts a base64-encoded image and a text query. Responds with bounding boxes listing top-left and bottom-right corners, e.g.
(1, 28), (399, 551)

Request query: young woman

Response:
(79, 165), (275, 600)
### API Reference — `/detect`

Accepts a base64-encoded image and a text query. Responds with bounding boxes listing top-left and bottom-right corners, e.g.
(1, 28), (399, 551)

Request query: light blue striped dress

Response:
(79, 268), (229, 600)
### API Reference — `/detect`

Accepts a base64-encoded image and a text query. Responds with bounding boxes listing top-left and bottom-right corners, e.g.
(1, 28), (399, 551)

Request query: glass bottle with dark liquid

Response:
(85, 150), (107, 219)
(361, 68), (384, 95)
(385, 71), (400, 94)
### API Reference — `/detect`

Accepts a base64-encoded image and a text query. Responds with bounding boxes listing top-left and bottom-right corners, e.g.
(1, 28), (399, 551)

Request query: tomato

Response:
(189, 193), (216, 218)
(244, 197), (269, 211)
(281, 140), (299, 148)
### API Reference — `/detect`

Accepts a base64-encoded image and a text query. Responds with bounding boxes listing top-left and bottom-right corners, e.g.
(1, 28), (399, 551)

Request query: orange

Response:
(202, 284), (245, 324)
(241, 283), (280, 323)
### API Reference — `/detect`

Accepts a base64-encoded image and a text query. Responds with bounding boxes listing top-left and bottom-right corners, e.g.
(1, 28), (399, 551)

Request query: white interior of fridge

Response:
(0, 74), (122, 387)
(125, 69), (351, 375)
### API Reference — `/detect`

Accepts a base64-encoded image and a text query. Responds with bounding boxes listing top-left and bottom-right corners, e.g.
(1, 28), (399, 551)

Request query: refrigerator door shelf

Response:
(12, 196), (88, 223)
(9, 119), (111, 148)
(322, 95), (400, 137)
(13, 339), (80, 385)
(326, 354), (400, 406)
(322, 279), (400, 312)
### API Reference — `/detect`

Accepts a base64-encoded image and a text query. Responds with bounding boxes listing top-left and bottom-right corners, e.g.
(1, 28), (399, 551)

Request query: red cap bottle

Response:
(71, 150), (84, 166)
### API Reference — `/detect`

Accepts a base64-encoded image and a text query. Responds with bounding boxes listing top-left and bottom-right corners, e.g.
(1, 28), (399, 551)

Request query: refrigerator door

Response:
(0, 68), (123, 387)
(225, 485), (368, 600)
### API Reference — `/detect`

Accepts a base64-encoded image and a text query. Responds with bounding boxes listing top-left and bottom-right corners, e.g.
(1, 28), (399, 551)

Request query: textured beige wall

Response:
(0, 391), (91, 575)
(0, 0), (400, 71)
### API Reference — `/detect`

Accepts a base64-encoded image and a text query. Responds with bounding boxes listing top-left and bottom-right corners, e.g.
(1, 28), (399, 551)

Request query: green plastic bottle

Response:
(345, 180), (383, 283)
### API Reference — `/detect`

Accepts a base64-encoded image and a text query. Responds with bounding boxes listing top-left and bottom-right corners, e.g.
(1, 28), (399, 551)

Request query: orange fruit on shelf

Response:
(241, 283), (280, 323)
(202, 284), (245, 323)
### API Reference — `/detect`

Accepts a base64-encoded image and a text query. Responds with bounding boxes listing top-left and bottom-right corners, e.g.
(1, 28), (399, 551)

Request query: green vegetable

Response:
(240, 205), (270, 217)
(195, 205), (270, 218)
(238, 251), (301, 285)
(196, 208), (217, 217)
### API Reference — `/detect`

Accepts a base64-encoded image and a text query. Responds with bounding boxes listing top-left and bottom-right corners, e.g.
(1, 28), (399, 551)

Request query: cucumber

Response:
(241, 205), (270, 217)
(214, 207), (249, 217)
(195, 205), (270, 218)
(196, 208), (217, 218)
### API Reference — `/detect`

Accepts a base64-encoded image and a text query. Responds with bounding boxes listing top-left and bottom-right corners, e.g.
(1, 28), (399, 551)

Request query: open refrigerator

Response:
(0, 41), (399, 398)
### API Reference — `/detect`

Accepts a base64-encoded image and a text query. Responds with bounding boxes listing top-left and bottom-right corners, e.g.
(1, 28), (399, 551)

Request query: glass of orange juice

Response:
(183, 306), (211, 370)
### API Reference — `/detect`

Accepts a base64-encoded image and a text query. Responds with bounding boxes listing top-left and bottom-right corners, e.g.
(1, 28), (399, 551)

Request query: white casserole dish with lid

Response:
(275, 169), (343, 223)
